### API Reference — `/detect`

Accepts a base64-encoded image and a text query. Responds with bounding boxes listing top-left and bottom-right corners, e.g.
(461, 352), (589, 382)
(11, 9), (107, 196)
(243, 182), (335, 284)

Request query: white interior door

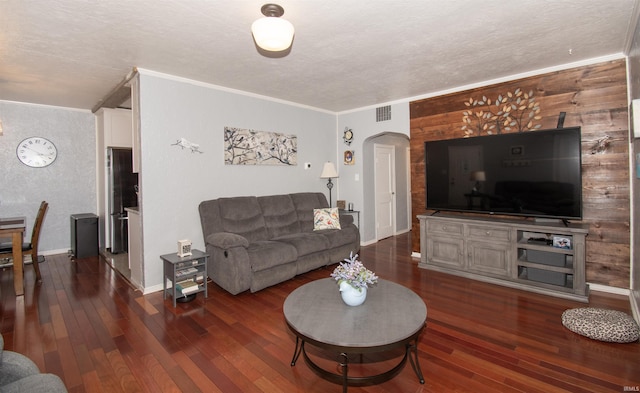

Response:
(375, 144), (396, 240)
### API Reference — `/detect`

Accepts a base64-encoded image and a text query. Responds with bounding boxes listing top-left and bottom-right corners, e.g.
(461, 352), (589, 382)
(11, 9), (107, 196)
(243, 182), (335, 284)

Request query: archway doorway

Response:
(362, 132), (411, 244)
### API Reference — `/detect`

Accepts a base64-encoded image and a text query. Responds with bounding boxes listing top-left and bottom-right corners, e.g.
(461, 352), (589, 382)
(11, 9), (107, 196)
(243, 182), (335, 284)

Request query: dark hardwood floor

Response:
(1, 232), (638, 392)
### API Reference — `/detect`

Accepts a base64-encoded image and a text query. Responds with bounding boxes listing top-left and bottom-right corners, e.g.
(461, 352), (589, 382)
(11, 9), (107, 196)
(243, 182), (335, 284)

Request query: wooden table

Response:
(0, 217), (26, 296)
(283, 278), (427, 392)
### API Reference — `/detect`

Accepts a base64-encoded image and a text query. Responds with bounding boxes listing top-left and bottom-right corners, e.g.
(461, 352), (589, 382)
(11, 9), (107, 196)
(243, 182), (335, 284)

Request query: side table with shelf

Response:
(339, 209), (360, 228)
(161, 249), (209, 307)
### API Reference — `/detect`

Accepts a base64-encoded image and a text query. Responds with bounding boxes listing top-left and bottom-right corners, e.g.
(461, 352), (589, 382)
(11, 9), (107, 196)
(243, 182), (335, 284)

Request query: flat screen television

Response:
(424, 127), (582, 220)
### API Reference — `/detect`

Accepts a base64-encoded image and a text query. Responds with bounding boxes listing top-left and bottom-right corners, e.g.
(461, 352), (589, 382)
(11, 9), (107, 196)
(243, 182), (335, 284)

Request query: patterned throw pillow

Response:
(313, 208), (341, 230)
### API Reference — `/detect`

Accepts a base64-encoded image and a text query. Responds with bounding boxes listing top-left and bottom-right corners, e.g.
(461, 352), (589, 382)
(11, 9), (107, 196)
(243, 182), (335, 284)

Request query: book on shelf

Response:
(176, 260), (199, 269)
(180, 285), (200, 295)
(175, 279), (199, 296)
(176, 267), (198, 278)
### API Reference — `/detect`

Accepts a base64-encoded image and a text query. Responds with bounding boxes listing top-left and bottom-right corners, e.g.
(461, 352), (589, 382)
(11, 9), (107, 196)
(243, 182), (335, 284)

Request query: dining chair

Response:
(0, 201), (49, 282)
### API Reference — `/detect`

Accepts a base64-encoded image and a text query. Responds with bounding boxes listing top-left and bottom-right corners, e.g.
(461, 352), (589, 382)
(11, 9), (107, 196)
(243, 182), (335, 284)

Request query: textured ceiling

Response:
(0, 0), (638, 112)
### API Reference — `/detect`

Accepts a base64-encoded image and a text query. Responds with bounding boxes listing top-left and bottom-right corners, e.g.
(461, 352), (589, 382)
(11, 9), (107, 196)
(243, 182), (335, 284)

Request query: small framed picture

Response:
(344, 150), (355, 165)
(510, 145), (524, 156)
(552, 236), (571, 249)
(336, 200), (346, 210)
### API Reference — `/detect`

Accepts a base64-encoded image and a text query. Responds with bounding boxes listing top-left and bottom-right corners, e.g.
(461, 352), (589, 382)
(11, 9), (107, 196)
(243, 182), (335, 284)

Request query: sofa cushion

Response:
(274, 233), (330, 257)
(317, 225), (359, 248)
(247, 241), (298, 272)
(217, 197), (269, 242)
(258, 194), (301, 238)
(313, 208), (341, 230)
(290, 192), (329, 232)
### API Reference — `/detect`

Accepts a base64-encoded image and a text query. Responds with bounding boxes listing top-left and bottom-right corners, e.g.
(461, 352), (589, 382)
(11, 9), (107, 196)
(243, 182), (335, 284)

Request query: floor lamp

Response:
(320, 162), (338, 207)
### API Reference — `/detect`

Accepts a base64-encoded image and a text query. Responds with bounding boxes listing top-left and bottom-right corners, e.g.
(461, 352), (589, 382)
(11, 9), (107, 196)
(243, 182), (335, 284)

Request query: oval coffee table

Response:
(283, 278), (427, 392)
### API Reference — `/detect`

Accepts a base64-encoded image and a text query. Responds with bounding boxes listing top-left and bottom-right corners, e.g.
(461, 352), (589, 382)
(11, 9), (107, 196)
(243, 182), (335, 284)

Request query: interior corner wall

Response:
(136, 71), (337, 290)
(0, 101), (96, 254)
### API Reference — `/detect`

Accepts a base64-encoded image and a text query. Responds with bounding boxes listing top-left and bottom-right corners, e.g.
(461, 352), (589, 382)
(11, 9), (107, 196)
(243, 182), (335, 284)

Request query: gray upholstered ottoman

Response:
(561, 308), (640, 343)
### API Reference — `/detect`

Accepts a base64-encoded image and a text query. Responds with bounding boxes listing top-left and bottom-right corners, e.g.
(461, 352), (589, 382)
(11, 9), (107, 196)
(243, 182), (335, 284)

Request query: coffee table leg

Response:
(291, 337), (304, 366)
(339, 352), (349, 393)
(408, 340), (425, 384)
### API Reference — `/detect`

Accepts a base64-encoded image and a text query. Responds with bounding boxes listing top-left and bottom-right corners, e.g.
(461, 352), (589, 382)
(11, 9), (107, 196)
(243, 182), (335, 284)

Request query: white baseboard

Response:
(143, 283), (164, 295)
(42, 249), (70, 256)
(587, 283), (630, 296)
(360, 228), (412, 247)
(360, 239), (377, 247)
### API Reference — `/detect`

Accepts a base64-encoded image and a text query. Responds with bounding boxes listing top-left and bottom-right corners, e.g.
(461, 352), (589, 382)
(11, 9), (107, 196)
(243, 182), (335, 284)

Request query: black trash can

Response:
(70, 213), (98, 258)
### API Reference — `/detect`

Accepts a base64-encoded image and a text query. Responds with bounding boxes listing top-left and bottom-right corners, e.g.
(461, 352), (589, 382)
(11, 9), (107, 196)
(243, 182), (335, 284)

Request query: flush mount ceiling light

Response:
(251, 4), (295, 52)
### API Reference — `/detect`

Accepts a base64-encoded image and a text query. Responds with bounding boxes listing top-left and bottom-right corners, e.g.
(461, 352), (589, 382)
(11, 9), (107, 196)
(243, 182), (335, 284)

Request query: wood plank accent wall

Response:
(410, 59), (630, 289)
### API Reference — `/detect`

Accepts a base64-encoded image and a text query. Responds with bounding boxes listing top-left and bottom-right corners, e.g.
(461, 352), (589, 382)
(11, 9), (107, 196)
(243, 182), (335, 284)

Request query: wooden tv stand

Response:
(417, 214), (589, 302)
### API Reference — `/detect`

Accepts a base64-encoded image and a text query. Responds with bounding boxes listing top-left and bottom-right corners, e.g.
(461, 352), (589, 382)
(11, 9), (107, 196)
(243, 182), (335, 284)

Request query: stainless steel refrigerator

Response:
(108, 148), (138, 254)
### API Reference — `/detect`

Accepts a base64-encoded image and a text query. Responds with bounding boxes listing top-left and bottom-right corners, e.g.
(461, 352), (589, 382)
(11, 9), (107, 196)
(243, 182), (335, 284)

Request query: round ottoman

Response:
(561, 308), (640, 343)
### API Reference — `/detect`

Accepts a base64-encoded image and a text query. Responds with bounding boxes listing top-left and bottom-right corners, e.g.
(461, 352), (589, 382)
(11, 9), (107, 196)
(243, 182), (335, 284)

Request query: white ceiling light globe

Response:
(251, 16), (295, 52)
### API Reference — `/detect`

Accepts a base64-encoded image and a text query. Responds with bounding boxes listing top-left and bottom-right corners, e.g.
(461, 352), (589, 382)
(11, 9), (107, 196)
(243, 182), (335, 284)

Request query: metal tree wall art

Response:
(462, 88), (542, 137)
(224, 127), (297, 165)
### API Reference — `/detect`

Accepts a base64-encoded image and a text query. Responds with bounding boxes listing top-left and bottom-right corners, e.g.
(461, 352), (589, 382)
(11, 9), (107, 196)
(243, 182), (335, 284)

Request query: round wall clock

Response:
(343, 127), (354, 145)
(16, 136), (58, 168)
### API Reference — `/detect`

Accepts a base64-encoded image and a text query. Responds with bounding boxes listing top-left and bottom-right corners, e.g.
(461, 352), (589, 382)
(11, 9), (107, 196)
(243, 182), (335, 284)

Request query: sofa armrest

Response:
(339, 213), (354, 227)
(206, 232), (250, 249)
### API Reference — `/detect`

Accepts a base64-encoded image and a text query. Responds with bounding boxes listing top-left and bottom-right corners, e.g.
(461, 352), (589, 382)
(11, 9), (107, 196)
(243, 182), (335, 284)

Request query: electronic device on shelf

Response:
(177, 239), (192, 257)
(527, 237), (552, 245)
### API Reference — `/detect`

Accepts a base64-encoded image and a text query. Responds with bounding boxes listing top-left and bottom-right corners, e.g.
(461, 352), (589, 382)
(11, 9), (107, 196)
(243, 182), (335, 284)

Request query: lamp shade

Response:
(320, 162), (338, 178)
(470, 170), (486, 181)
(251, 15), (294, 52)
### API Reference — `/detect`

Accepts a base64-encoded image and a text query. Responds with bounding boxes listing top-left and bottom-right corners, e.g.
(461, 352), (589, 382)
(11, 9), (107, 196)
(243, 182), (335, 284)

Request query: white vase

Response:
(339, 281), (367, 306)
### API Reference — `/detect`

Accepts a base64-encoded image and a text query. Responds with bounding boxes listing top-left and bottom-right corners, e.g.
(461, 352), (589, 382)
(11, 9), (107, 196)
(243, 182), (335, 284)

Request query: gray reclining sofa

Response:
(199, 192), (360, 294)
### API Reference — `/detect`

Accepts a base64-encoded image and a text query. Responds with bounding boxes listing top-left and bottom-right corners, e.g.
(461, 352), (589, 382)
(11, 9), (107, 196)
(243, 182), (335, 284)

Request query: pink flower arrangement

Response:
(330, 252), (378, 290)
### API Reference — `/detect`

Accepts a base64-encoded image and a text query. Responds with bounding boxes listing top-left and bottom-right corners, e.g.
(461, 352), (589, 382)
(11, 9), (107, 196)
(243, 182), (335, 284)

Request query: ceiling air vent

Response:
(376, 105), (391, 122)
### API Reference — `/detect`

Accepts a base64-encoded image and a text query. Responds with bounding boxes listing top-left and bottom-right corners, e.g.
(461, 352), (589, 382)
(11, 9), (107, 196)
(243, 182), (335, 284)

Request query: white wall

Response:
(336, 104), (410, 243)
(0, 101), (96, 254)
(137, 71), (337, 290)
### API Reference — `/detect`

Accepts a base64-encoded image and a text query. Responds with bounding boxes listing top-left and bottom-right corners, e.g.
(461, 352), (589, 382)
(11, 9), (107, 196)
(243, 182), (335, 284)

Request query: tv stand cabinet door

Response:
(422, 217), (465, 270)
(426, 236), (465, 269)
(467, 240), (511, 278)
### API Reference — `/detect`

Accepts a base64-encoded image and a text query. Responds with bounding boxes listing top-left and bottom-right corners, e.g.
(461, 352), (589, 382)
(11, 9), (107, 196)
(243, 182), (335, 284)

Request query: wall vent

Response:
(376, 105), (391, 122)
